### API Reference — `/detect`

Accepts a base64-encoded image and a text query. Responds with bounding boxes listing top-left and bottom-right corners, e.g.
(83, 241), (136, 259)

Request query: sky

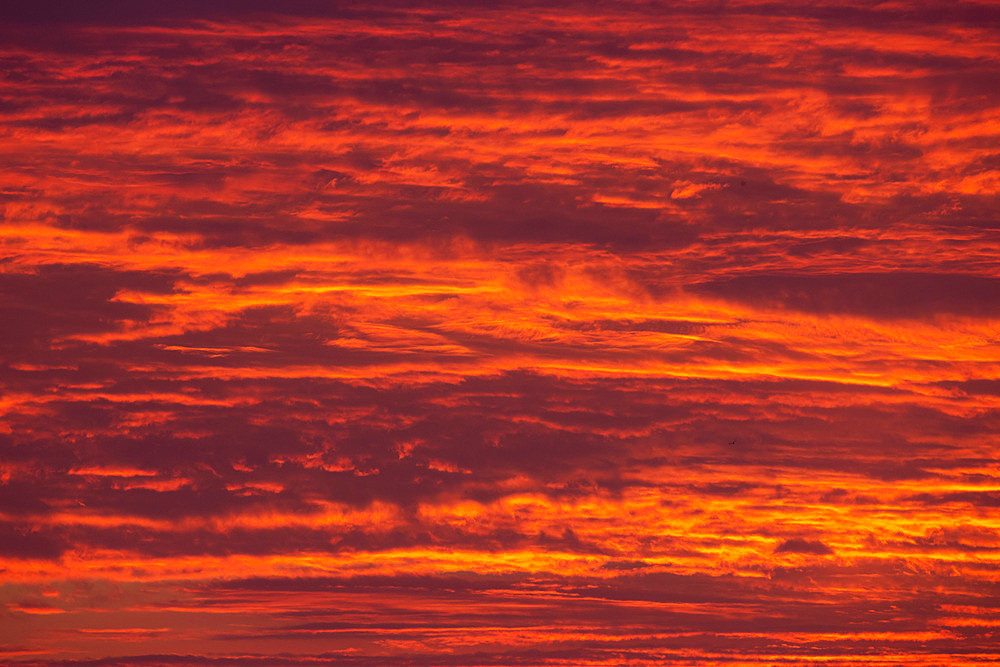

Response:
(1, 1), (1000, 665)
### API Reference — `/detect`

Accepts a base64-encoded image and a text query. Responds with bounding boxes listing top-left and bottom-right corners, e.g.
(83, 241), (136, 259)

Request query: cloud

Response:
(2, 1), (1000, 664)
(0, 523), (67, 560)
(0, 264), (177, 356)
(774, 538), (835, 556)
(694, 272), (1000, 319)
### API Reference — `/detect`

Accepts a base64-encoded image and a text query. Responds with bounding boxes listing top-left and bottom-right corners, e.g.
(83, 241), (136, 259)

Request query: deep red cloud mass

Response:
(2, 1), (1000, 665)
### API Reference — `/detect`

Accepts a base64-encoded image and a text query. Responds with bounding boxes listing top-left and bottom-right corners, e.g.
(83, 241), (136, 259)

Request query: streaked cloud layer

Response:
(2, 1), (999, 664)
